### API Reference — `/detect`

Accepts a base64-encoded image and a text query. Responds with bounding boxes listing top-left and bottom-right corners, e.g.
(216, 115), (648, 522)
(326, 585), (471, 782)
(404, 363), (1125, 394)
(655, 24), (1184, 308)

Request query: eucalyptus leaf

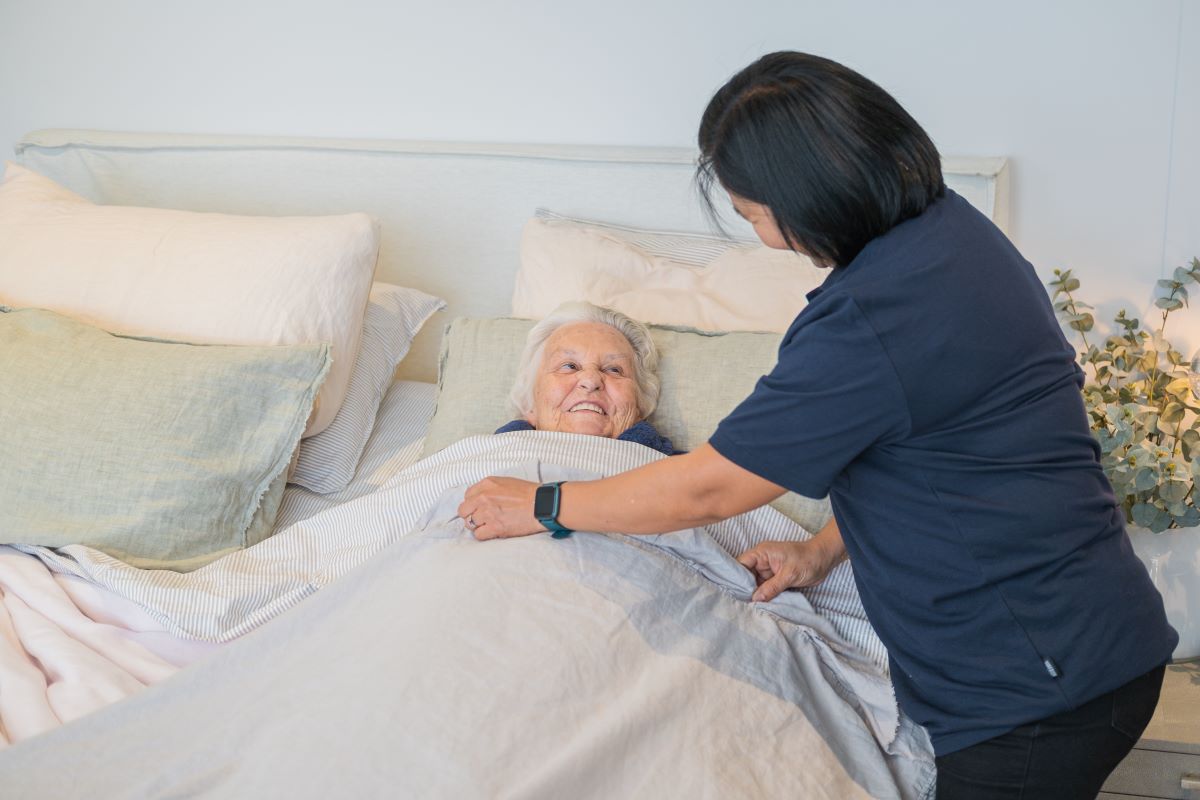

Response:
(1160, 480), (1190, 503)
(1161, 402), (1186, 424)
(1133, 468), (1158, 492)
(1131, 502), (1158, 527)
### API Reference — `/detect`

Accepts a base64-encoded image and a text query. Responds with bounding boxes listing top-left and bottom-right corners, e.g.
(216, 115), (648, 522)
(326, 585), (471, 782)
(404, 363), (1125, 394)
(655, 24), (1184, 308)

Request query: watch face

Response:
(534, 484), (557, 519)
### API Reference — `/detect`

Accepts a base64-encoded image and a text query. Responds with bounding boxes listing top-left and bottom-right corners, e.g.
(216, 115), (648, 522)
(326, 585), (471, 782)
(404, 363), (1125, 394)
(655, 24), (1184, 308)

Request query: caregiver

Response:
(459, 51), (1176, 799)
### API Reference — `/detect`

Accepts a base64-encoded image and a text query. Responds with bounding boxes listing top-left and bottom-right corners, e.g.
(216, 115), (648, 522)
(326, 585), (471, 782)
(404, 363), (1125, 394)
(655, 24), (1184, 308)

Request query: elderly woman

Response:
(492, 302), (676, 456)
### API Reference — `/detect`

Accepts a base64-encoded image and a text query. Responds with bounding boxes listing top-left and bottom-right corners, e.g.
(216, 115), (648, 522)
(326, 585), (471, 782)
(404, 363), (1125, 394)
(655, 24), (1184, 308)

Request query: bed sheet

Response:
(1, 444), (934, 798)
(0, 379), (436, 747)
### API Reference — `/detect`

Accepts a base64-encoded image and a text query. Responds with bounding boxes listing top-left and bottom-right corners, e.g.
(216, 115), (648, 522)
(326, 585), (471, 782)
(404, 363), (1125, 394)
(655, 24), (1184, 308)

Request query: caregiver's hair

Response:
(509, 302), (661, 420)
(697, 51), (945, 268)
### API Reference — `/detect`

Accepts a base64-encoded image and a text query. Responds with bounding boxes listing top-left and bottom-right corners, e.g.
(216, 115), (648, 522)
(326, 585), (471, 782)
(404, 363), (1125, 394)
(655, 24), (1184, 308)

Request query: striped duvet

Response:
(18, 430), (885, 667)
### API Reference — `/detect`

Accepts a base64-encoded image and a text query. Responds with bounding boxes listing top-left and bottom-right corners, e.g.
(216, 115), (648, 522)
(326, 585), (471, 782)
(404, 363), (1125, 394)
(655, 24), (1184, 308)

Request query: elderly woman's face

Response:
(527, 321), (642, 438)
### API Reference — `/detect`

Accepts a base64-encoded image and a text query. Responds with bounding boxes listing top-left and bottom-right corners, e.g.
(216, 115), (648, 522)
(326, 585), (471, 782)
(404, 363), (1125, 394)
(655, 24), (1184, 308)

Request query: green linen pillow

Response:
(0, 307), (330, 571)
(421, 316), (832, 534)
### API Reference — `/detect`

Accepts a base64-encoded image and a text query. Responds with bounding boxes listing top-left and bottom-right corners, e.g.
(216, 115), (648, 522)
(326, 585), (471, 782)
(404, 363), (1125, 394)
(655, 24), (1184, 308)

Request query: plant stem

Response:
(1061, 288), (1094, 352)
(1148, 285), (1184, 405)
(1059, 287), (1098, 381)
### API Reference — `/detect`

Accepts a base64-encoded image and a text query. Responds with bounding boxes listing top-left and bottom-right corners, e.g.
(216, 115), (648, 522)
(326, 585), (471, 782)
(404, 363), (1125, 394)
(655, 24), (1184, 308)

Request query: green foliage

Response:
(1048, 257), (1200, 531)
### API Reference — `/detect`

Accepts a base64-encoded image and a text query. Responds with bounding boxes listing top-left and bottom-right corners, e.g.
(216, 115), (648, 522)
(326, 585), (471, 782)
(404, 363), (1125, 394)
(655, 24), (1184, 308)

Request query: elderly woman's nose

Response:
(576, 365), (604, 390)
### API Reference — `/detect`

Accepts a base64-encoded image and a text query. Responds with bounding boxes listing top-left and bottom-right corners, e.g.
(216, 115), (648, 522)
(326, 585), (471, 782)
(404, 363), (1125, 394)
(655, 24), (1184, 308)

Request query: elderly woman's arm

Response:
(458, 443), (848, 598)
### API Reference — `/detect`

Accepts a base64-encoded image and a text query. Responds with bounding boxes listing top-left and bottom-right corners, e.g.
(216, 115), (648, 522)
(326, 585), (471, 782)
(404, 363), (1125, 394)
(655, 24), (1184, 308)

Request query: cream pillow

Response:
(0, 162), (379, 436)
(512, 211), (826, 333)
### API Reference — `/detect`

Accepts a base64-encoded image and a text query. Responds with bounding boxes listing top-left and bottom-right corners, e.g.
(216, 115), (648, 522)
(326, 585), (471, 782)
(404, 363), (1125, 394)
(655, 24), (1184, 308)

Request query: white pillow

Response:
(0, 162), (380, 436)
(290, 282), (445, 494)
(512, 210), (826, 333)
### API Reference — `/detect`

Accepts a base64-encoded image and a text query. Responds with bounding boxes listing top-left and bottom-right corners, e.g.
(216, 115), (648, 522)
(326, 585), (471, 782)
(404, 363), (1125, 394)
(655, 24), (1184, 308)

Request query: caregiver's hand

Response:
(459, 477), (544, 540)
(737, 537), (842, 603)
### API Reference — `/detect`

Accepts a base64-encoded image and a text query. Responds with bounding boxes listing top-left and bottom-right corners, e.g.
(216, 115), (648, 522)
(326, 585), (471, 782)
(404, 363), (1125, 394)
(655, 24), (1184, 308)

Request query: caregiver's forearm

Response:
(556, 443), (787, 534)
(813, 516), (848, 566)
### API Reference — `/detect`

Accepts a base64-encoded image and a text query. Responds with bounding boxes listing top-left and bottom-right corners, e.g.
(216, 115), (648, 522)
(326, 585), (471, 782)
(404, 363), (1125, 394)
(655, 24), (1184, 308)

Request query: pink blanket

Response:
(0, 547), (219, 745)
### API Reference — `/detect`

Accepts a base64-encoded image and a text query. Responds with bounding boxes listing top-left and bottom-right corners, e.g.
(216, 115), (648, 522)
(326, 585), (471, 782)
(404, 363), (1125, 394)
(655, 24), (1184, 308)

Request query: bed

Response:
(0, 130), (1009, 799)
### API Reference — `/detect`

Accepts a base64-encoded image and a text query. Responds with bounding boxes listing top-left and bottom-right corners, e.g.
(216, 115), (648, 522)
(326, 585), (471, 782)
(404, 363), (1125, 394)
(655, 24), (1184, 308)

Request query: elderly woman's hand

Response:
(459, 477), (545, 540)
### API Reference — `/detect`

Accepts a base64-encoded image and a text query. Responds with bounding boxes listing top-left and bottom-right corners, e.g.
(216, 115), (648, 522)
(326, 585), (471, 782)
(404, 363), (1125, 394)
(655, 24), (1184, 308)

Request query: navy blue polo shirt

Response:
(709, 189), (1177, 755)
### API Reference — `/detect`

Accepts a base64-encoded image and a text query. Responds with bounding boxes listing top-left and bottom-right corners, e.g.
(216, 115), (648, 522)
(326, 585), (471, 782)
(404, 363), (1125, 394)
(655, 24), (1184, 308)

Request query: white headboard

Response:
(15, 129), (1009, 382)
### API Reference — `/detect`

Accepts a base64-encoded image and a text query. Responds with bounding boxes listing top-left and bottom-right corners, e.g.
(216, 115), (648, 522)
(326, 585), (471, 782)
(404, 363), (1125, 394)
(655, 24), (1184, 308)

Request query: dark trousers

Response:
(935, 664), (1166, 800)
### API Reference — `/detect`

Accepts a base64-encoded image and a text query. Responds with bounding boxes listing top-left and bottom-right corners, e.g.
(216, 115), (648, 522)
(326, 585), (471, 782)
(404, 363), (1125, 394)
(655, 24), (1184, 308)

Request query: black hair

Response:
(697, 51), (945, 267)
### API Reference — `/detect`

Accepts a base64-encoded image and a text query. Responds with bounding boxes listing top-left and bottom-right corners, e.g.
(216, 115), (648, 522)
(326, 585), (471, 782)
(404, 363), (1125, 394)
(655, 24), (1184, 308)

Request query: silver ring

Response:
(467, 515), (477, 529)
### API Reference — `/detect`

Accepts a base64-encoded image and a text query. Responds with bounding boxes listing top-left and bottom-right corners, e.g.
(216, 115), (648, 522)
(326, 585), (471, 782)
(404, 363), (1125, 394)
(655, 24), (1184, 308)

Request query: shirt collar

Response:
(804, 189), (957, 302)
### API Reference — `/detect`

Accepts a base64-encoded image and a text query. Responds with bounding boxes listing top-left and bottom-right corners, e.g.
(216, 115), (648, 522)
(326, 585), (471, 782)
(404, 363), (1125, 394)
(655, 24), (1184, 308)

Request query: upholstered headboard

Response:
(16, 129), (1009, 382)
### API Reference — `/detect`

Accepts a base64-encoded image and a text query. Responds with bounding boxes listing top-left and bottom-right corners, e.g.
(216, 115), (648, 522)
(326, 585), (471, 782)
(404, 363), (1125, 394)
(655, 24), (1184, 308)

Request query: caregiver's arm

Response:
(737, 517), (847, 602)
(460, 443), (848, 598)
(460, 443), (782, 538)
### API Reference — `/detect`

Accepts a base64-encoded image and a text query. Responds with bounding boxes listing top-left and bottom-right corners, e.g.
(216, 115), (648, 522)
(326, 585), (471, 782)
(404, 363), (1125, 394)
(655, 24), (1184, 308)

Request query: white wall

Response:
(1, 0), (1196, 348)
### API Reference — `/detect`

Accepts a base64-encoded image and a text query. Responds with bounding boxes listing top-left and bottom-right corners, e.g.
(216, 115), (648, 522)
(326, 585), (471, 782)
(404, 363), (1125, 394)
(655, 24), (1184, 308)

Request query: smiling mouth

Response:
(568, 402), (606, 415)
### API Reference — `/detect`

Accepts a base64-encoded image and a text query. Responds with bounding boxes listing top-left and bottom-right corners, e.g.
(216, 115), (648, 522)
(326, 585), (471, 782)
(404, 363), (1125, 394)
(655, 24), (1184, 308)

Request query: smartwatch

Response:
(534, 481), (573, 538)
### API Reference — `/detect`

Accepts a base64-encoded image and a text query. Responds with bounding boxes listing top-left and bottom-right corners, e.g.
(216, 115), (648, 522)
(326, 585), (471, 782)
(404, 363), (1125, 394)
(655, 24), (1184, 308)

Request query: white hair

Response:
(509, 302), (661, 420)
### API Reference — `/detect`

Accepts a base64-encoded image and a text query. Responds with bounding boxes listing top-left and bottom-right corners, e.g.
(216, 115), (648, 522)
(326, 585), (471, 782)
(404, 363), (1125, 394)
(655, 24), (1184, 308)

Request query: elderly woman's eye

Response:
(605, 366), (624, 375)
(559, 361), (578, 372)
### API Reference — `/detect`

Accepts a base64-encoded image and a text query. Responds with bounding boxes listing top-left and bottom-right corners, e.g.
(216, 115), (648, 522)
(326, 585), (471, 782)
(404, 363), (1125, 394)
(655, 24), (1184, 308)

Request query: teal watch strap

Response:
(534, 481), (573, 539)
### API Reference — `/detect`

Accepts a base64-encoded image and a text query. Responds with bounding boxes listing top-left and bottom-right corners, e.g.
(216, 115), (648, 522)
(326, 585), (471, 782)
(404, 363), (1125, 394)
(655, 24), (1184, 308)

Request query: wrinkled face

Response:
(527, 322), (643, 438)
(729, 193), (790, 251)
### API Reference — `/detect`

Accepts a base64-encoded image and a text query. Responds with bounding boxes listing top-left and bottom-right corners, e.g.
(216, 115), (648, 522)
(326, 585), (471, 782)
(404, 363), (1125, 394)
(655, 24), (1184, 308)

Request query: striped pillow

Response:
(512, 209), (826, 333)
(289, 283), (444, 494)
(532, 208), (745, 265)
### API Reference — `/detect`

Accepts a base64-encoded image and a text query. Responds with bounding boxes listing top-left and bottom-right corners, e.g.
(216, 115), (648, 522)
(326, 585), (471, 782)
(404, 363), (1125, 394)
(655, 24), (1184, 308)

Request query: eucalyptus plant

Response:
(1048, 257), (1200, 532)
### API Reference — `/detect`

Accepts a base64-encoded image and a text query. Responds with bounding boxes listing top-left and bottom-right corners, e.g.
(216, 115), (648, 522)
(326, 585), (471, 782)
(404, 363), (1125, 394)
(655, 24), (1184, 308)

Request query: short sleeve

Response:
(709, 294), (911, 498)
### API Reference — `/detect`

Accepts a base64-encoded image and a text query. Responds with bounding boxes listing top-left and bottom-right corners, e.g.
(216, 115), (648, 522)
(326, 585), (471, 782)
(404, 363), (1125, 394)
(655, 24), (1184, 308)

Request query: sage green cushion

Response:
(421, 316), (832, 533)
(0, 307), (331, 571)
